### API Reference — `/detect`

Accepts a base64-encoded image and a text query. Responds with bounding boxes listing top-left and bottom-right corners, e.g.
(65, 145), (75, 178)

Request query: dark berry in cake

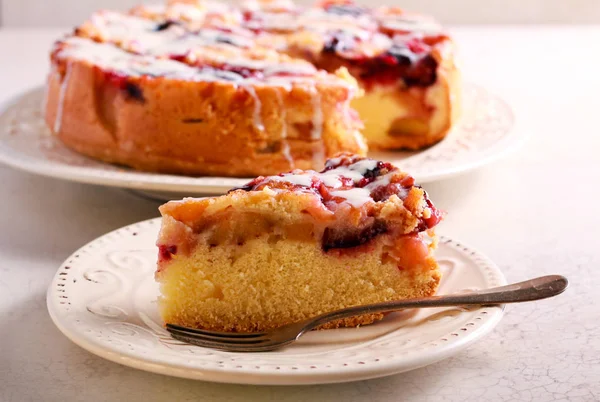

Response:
(387, 44), (418, 65)
(155, 20), (177, 31)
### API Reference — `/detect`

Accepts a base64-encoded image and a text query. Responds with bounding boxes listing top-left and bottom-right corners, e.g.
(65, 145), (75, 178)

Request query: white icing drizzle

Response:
(330, 188), (371, 207)
(242, 0), (296, 13)
(319, 171), (342, 188)
(92, 10), (157, 35)
(90, 11), (181, 53)
(307, 84), (325, 168)
(146, 34), (203, 56)
(53, 62), (73, 134)
(207, 52), (291, 72)
(256, 158), (399, 207)
(202, 29), (254, 48)
(309, 85), (323, 140)
(379, 15), (441, 34)
(352, 130), (367, 151)
(370, 32), (394, 52)
(88, 11), (254, 56)
(268, 173), (312, 186)
(249, 7), (376, 33)
(243, 85), (265, 132)
(365, 170), (390, 188)
(329, 29), (396, 59)
(57, 37), (246, 82)
(55, 36), (350, 93)
(263, 63), (316, 77)
(246, 13), (300, 32)
(147, 30), (254, 56)
(139, 1), (237, 22)
(348, 158), (379, 174)
(275, 90), (294, 168)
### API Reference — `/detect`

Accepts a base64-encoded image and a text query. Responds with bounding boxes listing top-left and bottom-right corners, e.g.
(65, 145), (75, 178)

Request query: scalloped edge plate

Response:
(47, 218), (506, 385)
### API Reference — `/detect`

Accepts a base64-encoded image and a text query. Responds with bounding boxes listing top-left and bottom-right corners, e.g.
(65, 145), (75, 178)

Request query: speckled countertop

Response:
(1, 27), (599, 401)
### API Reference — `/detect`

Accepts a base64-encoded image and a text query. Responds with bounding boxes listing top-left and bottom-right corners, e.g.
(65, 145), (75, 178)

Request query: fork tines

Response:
(166, 324), (268, 344)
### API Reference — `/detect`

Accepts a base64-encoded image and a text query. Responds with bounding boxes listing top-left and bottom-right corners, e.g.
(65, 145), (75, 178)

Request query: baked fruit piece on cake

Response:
(156, 154), (442, 332)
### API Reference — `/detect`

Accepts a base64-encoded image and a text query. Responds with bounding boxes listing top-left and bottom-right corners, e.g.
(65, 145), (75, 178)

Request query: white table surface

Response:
(1, 27), (599, 402)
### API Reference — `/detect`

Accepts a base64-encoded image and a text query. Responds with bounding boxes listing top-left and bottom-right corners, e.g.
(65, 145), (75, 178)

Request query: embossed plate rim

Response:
(1, 84), (519, 196)
(47, 218), (506, 385)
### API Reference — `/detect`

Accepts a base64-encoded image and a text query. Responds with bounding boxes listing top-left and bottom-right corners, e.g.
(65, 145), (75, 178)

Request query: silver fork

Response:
(166, 275), (568, 352)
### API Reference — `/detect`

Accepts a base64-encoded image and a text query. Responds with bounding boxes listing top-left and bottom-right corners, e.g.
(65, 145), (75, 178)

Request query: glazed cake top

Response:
(232, 153), (442, 231)
(51, 0), (450, 89)
(158, 154), (442, 259)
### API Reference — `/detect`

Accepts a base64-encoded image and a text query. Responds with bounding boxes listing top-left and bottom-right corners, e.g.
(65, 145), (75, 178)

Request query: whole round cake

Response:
(45, 0), (460, 177)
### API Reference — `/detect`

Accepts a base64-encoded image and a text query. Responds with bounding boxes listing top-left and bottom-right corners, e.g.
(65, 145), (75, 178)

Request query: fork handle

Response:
(304, 275), (568, 332)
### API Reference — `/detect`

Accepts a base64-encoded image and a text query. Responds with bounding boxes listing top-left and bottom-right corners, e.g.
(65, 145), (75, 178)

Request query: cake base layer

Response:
(158, 235), (440, 332)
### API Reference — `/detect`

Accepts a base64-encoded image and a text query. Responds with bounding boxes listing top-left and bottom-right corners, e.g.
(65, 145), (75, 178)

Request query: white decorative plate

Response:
(47, 218), (506, 385)
(2, 84), (516, 198)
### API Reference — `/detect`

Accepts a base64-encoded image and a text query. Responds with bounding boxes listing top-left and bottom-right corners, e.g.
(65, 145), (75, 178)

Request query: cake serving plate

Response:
(47, 218), (506, 385)
(1, 84), (518, 199)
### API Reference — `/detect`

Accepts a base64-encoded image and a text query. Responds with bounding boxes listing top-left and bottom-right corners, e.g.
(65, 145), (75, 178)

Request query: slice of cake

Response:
(156, 154), (442, 332)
